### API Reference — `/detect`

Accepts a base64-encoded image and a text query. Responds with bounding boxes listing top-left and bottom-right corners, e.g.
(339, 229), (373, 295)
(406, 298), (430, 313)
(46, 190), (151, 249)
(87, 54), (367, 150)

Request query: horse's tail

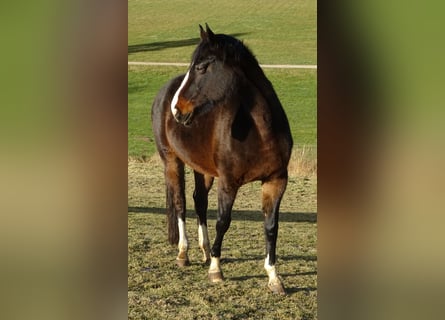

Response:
(167, 211), (179, 245)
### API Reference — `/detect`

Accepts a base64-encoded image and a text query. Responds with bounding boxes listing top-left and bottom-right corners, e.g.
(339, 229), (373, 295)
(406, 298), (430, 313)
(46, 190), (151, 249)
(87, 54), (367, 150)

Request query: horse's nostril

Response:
(182, 112), (193, 126)
(173, 107), (184, 123)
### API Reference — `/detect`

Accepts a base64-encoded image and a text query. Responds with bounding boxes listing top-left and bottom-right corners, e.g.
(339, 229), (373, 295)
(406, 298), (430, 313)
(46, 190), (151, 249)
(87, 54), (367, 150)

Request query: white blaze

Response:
(171, 70), (191, 115)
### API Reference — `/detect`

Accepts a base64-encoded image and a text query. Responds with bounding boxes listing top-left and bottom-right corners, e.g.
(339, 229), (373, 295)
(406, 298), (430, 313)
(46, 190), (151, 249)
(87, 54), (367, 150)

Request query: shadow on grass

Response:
(128, 206), (317, 223)
(128, 33), (250, 54)
(229, 270), (317, 281)
(280, 255), (317, 262)
(285, 286), (317, 295)
(220, 255), (317, 265)
(228, 272), (317, 296)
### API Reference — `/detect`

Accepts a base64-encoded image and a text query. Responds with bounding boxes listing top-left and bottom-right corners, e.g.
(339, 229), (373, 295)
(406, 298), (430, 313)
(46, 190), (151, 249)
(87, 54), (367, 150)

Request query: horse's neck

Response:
(242, 64), (290, 129)
(243, 63), (281, 108)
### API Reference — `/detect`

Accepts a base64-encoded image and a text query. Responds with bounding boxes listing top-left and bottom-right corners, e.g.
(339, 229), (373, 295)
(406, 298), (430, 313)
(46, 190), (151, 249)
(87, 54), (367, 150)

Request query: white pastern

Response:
(171, 70), (190, 115)
(198, 224), (209, 248)
(198, 224), (210, 261)
(264, 254), (278, 282)
(209, 257), (221, 273)
(177, 217), (188, 253)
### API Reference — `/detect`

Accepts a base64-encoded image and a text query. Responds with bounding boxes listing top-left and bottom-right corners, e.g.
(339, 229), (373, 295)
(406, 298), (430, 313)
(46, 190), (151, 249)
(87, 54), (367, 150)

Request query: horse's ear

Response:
(199, 24), (206, 41)
(205, 23), (215, 41)
(199, 23), (215, 43)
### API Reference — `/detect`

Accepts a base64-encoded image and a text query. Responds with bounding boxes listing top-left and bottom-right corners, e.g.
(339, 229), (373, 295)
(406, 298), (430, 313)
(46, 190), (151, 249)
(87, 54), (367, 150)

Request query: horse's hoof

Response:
(203, 258), (211, 266)
(208, 271), (224, 283)
(176, 258), (190, 267)
(268, 281), (286, 295)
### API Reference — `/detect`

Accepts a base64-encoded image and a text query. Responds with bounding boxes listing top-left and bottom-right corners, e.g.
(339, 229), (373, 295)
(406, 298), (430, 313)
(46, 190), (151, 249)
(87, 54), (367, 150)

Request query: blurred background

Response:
(0, 1), (127, 319)
(1, 0), (445, 319)
(318, 1), (445, 319)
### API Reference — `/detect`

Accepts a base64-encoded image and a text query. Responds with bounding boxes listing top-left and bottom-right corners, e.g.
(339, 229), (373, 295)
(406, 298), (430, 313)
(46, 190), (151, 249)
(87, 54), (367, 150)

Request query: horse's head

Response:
(170, 24), (244, 126)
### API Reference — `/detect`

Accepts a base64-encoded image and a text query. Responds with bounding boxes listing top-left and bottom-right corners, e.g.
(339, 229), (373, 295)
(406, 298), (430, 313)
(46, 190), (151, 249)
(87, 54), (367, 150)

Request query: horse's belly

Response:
(183, 154), (219, 177)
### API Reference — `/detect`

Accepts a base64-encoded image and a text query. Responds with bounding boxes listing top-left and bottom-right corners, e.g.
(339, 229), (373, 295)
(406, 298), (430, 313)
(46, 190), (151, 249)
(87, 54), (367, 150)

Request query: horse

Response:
(151, 24), (293, 295)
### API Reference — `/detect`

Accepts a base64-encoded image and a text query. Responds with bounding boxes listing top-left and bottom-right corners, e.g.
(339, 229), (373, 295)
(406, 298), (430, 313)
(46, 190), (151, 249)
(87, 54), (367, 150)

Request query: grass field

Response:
(129, 0), (317, 318)
(128, 0), (316, 65)
(129, 157), (317, 319)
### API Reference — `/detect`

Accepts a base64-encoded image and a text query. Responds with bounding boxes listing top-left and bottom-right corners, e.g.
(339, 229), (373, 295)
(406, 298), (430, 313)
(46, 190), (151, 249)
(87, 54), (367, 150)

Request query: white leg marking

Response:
(177, 217), (188, 254)
(171, 70), (190, 115)
(198, 224), (210, 260)
(209, 257), (221, 273)
(264, 254), (286, 294)
(264, 254), (278, 283)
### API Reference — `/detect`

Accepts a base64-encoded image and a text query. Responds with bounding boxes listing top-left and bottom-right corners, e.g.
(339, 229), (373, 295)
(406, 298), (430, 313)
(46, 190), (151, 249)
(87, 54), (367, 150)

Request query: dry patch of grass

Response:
(288, 146), (317, 178)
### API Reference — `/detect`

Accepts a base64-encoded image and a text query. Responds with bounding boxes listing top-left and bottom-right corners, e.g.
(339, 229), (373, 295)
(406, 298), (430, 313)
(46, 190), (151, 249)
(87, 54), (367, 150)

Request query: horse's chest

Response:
(167, 126), (219, 176)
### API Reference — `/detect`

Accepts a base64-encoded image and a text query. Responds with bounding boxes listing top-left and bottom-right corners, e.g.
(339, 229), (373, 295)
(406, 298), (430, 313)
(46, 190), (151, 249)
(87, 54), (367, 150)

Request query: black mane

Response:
(192, 33), (291, 139)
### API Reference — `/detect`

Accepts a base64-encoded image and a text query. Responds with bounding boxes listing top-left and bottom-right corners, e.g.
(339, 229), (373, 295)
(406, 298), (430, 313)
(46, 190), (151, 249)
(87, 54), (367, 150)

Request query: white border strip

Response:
(128, 61), (317, 69)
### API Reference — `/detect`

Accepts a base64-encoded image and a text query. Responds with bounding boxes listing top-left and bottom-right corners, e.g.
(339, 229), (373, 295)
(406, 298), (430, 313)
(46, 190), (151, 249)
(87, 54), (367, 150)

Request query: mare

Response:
(151, 24), (293, 294)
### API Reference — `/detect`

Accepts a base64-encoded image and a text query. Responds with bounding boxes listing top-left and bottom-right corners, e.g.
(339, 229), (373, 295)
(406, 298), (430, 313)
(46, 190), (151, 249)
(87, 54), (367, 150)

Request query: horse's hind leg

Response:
(193, 171), (214, 264)
(164, 155), (189, 267)
(262, 175), (288, 295)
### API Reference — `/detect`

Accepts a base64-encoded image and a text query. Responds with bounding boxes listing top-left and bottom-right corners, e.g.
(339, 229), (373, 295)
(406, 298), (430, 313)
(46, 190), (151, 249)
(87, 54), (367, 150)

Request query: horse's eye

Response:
(195, 56), (215, 74)
(195, 63), (207, 74)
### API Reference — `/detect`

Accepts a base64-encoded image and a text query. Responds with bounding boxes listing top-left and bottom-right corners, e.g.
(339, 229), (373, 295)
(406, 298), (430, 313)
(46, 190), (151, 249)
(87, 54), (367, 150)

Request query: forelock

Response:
(192, 34), (256, 66)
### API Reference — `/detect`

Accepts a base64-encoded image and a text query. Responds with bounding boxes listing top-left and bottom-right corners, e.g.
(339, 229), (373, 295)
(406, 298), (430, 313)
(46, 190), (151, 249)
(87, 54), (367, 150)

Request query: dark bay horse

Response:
(151, 24), (293, 295)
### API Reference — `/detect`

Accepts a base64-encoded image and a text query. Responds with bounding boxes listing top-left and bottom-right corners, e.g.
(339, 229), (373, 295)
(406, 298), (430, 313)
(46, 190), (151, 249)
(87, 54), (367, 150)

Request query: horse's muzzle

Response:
(173, 108), (194, 126)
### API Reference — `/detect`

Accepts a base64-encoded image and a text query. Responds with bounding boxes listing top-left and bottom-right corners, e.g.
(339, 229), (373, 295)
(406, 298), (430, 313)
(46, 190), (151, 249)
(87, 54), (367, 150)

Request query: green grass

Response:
(128, 65), (316, 157)
(128, 65), (184, 157)
(129, 0), (316, 65)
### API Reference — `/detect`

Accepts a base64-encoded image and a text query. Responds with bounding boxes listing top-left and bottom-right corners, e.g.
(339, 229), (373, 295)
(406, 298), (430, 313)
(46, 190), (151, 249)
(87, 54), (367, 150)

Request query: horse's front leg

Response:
(208, 178), (238, 282)
(164, 156), (189, 267)
(262, 175), (288, 295)
(193, 171), (214, 264)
